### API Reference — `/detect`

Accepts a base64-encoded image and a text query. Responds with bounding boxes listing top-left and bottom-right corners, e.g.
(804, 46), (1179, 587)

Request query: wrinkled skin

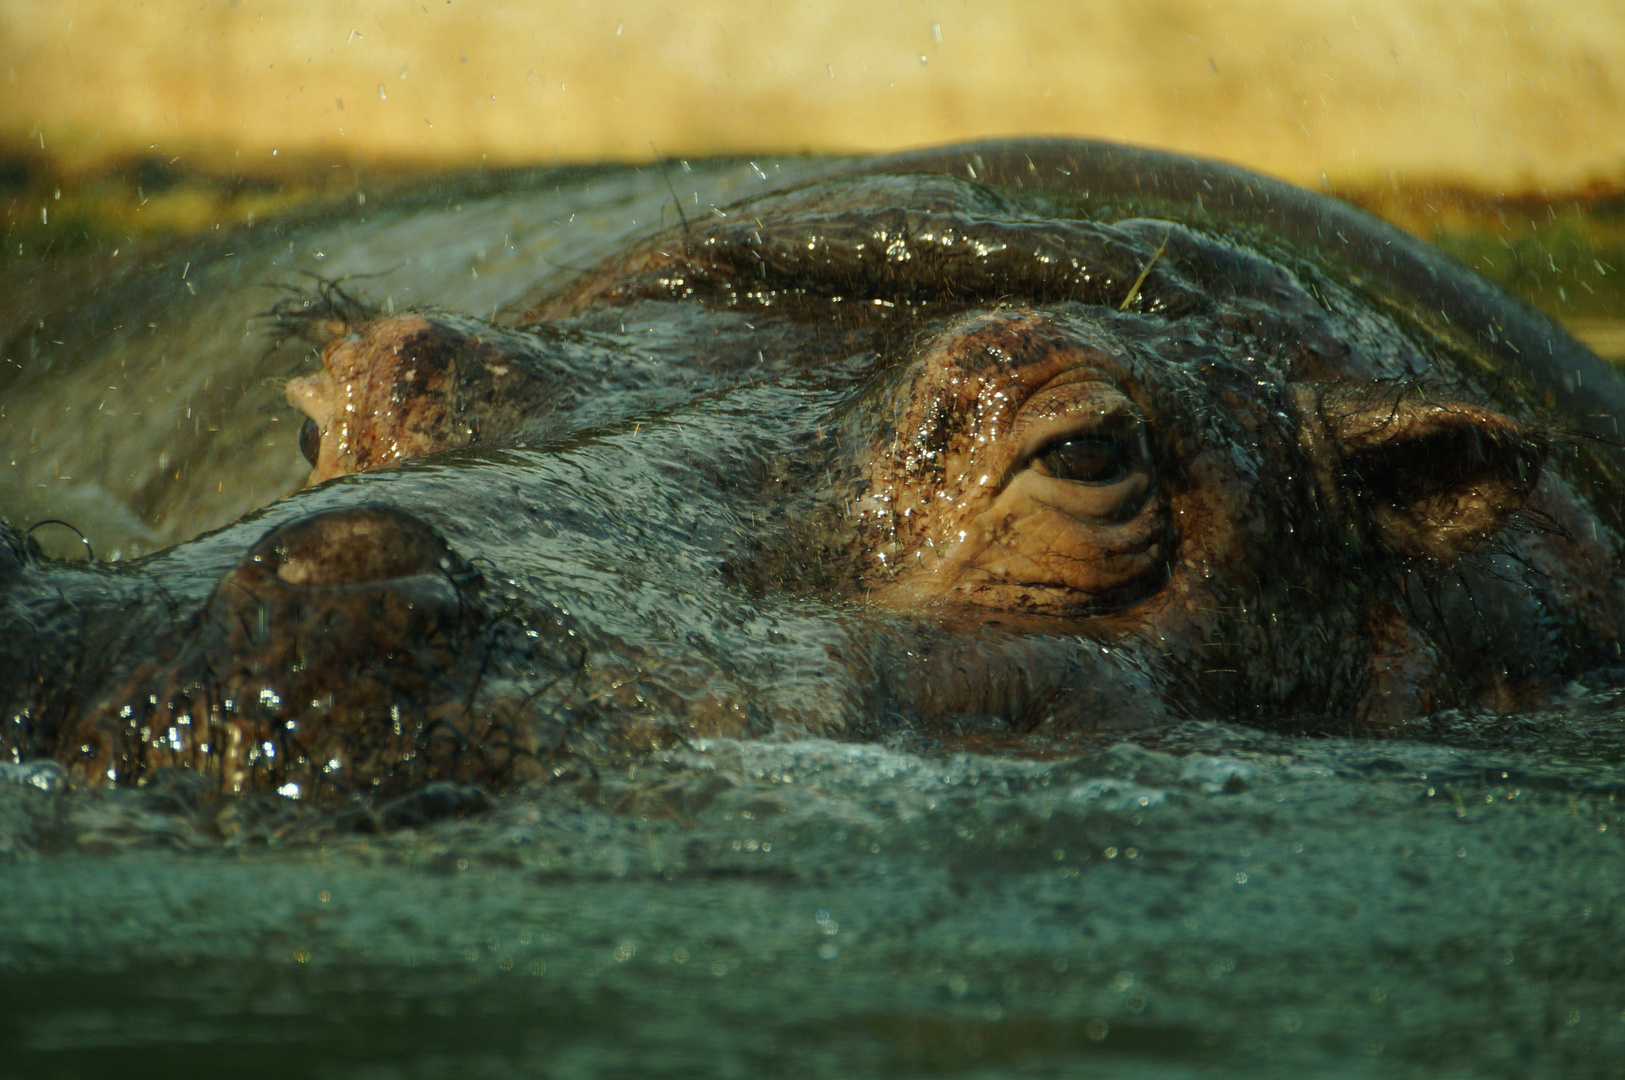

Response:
(4, 144), (1624, 802)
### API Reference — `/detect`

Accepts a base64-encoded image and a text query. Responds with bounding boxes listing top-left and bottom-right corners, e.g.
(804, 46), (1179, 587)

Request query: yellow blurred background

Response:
(3, 0), (1622, 190)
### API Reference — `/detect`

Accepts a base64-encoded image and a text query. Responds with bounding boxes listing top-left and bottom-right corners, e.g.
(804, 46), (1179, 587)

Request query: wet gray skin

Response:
(2, 141), (1624, 805)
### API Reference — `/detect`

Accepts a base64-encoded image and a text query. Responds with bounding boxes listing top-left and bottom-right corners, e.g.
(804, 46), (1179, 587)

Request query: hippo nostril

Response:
(298, 417), (322, 467)
(248, 506), (460, 587)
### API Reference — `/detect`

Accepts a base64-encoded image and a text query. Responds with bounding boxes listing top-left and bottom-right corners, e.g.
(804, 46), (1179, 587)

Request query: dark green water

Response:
(2, 159), (1623, 1078)
(3, 717), (1624, 1078)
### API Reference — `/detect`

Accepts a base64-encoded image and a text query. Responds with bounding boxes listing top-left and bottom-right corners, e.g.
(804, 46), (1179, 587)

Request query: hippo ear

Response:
(1304, 388), (1545, 564)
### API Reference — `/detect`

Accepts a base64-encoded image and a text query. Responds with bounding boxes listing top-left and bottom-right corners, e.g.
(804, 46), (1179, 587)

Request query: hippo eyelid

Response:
(1008, 393), (1149, 490)
(1035, 434), (1132, 486)
(1007, 404), (1150, 487)
(1010, 390), (1154, 523)
(1019, 465), (1151, 525)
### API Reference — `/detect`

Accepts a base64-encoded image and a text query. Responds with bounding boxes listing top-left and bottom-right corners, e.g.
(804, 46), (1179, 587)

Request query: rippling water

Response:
(1, 160), (1622, 1077)
(3, 710), (1623, 1077)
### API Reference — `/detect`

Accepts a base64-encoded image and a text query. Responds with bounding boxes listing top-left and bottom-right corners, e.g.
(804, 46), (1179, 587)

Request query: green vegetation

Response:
(1340, 185), (1625, 358)
(0, 148), (370, 265)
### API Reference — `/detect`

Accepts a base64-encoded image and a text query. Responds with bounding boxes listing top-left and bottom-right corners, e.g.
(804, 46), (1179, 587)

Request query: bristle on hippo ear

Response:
(1301, 387), (1546, 564)
(265, 276), (381, 349)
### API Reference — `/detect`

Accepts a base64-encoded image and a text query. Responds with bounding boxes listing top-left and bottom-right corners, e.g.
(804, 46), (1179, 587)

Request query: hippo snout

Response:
(33, 505), (589, 799)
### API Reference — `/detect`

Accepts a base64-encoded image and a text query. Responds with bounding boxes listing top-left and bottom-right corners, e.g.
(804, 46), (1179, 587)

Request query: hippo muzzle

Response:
(3, 505), (589, 798)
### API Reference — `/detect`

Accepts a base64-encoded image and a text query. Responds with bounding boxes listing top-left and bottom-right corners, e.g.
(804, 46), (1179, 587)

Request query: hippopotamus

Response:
(4, 139), (1623, 803)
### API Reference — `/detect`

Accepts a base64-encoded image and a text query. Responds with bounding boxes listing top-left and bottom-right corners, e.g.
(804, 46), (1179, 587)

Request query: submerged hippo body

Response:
(4, 140), (1623, 800)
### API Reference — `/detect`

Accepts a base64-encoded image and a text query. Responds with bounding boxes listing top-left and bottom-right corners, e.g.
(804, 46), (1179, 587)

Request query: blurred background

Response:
(4, 0), (1623, 186)
(0, 0), (1622, 348)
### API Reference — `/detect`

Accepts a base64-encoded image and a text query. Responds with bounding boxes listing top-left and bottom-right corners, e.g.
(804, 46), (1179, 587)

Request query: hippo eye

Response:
(1037, 436), (1128, 485)
(299, 418), (322, 467)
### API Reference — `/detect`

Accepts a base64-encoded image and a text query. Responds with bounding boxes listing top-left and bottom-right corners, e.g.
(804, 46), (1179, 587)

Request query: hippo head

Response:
(850, 303), (1549, 722)
(3, 161), (1616, 801)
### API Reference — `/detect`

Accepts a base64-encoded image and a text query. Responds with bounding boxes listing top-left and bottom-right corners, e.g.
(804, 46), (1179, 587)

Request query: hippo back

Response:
(854, 139), (1624, 443)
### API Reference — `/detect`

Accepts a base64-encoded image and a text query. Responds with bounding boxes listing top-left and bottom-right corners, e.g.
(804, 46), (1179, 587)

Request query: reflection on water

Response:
(1, 159), (1623, 1076)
